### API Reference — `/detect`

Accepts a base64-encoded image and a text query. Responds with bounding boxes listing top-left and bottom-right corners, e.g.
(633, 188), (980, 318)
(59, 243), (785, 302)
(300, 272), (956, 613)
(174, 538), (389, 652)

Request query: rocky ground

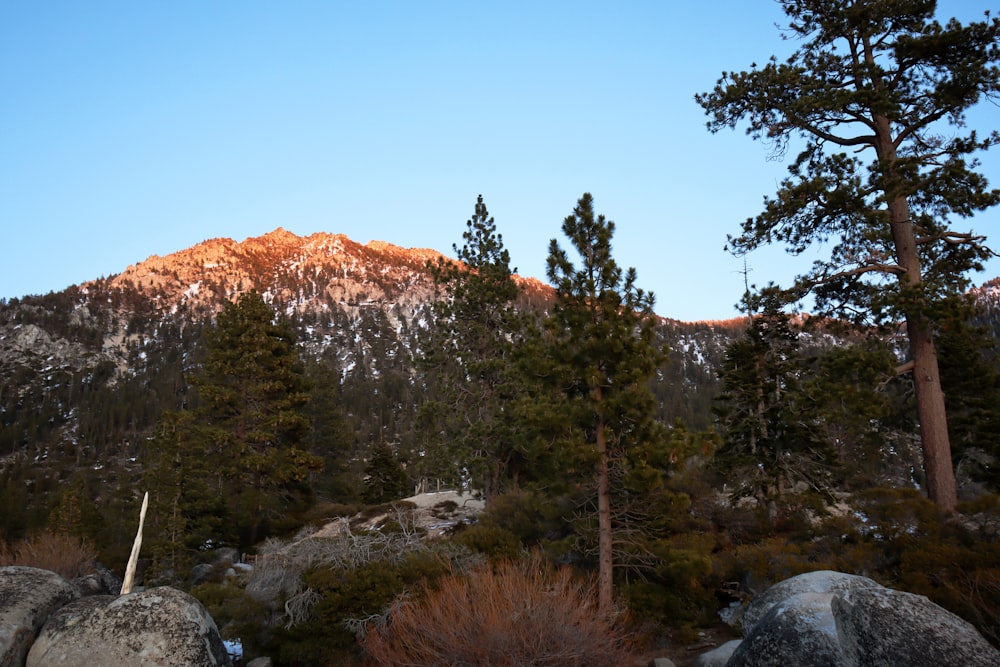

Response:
(629, 625), (738, 667)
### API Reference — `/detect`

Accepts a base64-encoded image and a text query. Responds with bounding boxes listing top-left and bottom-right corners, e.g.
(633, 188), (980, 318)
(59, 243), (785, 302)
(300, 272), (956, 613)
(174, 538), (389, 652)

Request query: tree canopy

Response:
(146, 291), (322, 552)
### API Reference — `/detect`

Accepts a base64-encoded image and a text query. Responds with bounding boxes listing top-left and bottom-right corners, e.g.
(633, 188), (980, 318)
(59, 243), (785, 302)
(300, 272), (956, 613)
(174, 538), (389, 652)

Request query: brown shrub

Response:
(0, 530), (98, 579)
(361, 553), (631, 667)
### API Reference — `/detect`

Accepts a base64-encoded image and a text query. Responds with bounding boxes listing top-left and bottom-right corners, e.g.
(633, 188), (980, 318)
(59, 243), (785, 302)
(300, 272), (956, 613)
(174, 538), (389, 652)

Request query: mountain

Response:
(108, 228), (472, 319)
(0, 228), (542, 389)
(0, 229), (731, 468)
(3, 228), (997, 484)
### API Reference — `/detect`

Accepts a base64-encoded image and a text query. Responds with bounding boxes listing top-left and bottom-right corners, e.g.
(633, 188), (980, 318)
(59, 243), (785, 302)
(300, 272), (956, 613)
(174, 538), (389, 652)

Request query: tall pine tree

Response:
(142, 409), (227, 576)
(418, 195), (528, 504)
(714, 290), (824, 514)
(543, 193), (670, 613)
(193, 291), (321, 545)
(697, 0), (1000, 510)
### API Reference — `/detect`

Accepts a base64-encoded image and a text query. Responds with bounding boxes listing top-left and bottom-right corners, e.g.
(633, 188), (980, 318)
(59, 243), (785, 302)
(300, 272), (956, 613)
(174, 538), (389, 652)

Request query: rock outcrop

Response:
(0, 566), (231, 667)
(691, 639), (741, 667)
(729, 591), (846, 667)
(737, 570), (879, 636)
(834, 585), (1000, 667)
(702, 569), (1000, 667)
(0, 567), (79, 667)
(26, 586), (231, 666)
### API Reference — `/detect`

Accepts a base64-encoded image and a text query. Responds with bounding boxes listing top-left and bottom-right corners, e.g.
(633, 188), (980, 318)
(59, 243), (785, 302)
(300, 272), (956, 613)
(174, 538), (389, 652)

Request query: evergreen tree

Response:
(799, 336), (907, 490)
(194, 291), (322, 545)
(304, 355), (360, 502)
(542, 192), (670, 613)
(697, 0), (1000, 510)
(418, 195), (528, 503)
(48, 472), (104, 542)
(936, 295), (1000, 491)
(362, 442), (411, 504)
(142, 410), (228, 575)
(713, 290), (819, 514)
(0, 464), (28, 541)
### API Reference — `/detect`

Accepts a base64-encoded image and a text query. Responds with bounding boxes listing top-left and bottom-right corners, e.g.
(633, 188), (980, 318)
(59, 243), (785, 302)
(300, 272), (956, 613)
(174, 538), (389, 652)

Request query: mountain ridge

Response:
(2, 227), (998, 470)
(0, 226), (743, 470)
(91, 227), (554, 323)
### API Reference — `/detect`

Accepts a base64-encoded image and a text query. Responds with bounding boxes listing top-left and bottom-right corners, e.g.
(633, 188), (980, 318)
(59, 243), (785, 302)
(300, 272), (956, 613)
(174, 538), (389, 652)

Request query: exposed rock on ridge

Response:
(105, 229), (452, 317)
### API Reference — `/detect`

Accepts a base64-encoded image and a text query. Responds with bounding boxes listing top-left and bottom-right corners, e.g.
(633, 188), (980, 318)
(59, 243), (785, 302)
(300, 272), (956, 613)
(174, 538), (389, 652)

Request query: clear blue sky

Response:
(2, 1), (997, 321)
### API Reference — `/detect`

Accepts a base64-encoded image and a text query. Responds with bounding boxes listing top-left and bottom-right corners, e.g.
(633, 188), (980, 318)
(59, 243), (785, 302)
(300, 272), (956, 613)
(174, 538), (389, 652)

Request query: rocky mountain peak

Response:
(91, 228), (553, 324)
(94, 229), (459, 319)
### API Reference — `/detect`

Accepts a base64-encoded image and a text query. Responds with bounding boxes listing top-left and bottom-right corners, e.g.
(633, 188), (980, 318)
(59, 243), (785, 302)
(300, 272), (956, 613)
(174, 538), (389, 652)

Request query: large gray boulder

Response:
(833, 585), (1000, 667)
(739, 570), (879, 636)
(26, 586), (232, 666)
(0, 566), (79, 667)
(695, 569), (1000, 667)
(728, 592), (846, 667)
(691, 639), (741, 667)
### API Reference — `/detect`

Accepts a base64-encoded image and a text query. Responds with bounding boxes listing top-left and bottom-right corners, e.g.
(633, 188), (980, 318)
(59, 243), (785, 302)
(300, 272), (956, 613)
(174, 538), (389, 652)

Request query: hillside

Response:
(0, 229), (747, 471)
(4, 229), (999, 473)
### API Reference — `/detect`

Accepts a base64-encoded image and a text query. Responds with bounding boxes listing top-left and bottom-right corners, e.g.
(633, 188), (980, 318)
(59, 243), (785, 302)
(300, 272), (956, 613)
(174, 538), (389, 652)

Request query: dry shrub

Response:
(362, 553), (631, 667)
(0, 531), (97, 579)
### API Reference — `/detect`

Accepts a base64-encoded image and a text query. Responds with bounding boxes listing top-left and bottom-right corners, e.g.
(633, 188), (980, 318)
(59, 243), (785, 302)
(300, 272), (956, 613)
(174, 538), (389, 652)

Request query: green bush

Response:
(265, 549), (452, 666)
(897, 533), (1000, 646)
(452, 521), (523, 561)
(619, 532), (720, 626)
(191, 581), (268, 658)
(481, 489), (575, 546)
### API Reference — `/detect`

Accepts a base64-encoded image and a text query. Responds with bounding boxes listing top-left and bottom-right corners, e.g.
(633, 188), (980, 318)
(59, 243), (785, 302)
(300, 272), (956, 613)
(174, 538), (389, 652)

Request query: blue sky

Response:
(2, 1), (997, 321)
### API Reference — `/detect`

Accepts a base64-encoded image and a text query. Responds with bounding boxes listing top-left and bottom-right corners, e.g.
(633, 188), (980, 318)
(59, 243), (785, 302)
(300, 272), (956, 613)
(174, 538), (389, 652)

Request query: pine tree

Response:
(799, 336), (905, 490)
(418, 195), (528, 503)
(0, 464), (28, 541)
(193, 291), (322, 545)
(713, 290), (817, 514)
(304, 356), (360, 502)
(936, 295), (1000, 491)
(48, 472), (104, 542)
(142, 409), (228, 575)
(697, 0), (1000, 510)
(362, 442), (410, 504)
(542, 192), (670, 613)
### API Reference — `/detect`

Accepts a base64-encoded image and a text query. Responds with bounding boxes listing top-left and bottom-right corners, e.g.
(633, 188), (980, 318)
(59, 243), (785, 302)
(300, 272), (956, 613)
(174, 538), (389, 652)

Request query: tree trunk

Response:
(595, 389), (614, 614)
(890, 221), (958, 510)
(888, 207), (957, 510)
(874, 116), (958, 511)
(905, 312), (957, 509)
